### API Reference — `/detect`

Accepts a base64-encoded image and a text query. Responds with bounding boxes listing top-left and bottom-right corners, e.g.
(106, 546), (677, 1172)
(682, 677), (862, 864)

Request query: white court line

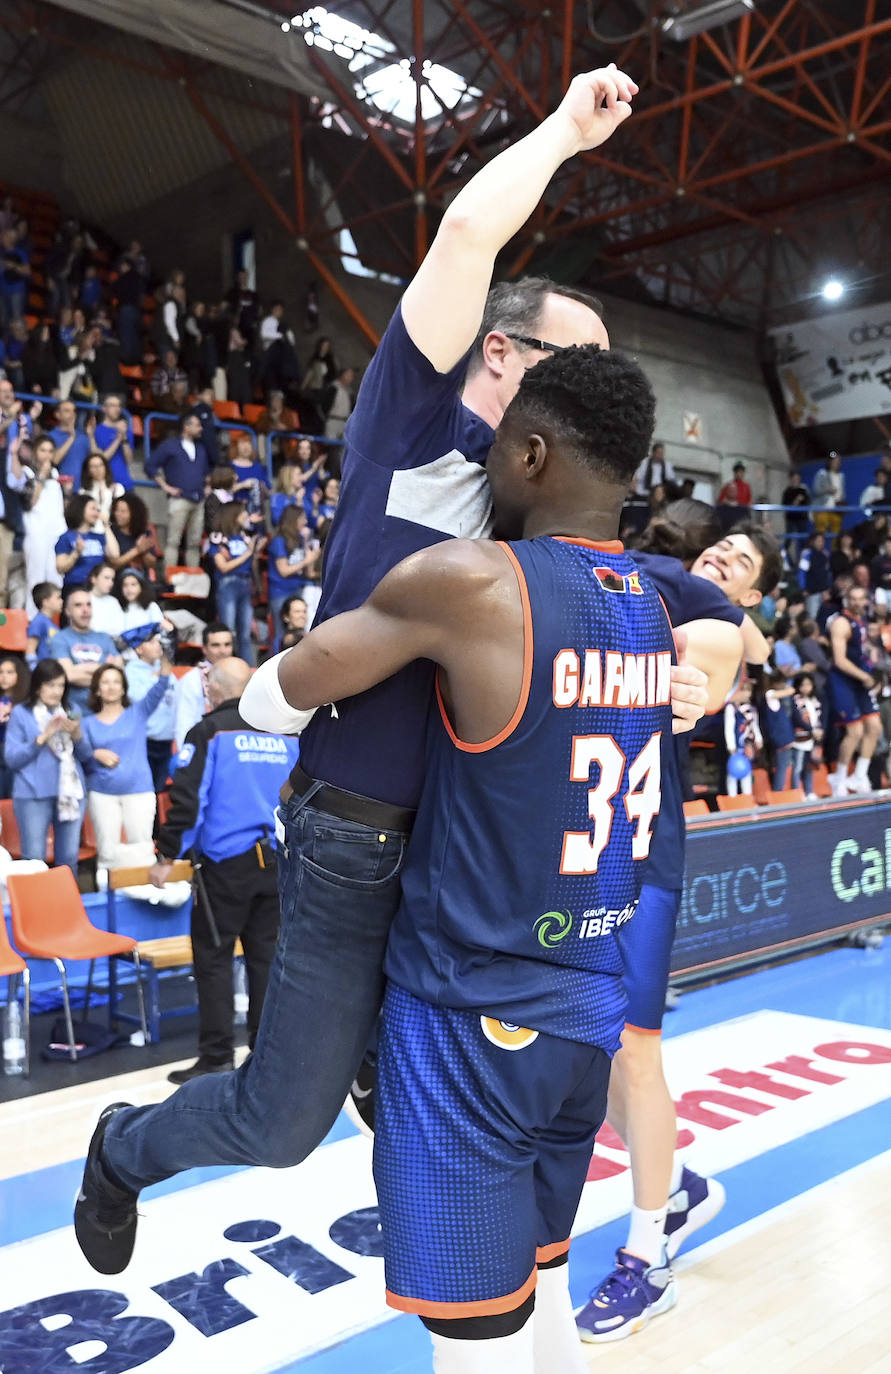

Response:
(672, 1145), (891, 1275)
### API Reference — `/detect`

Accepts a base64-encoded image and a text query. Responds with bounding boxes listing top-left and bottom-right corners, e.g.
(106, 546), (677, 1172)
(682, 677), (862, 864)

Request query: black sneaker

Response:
(344, 1055), (376, 1139)
(74, 1103), (139, 1275)
(167, 1057), (234, 1085)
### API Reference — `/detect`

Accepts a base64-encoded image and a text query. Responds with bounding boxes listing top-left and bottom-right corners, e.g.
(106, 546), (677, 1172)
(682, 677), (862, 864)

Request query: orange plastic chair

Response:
(242, 403), (266, 426)
(213, 400), (242, 420)
(6, 867), (148, 1059)
(767, 787), (805, 806)
(752, 767), (771, 804)
(683, 800), (709, 819)
(0, 918), (29, 1076)
(119, 364), (143, 379)
(0, 608), (28, 652)
(716, 793), (758, 812)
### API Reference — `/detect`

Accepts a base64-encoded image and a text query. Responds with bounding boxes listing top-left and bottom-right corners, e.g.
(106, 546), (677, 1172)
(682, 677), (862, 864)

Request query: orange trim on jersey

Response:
(386, 1269), (537, 1320)
(435, 541), (533, 753)
(536, 1238), (571, 1265)
(552, 536), (624, 553)
(624, 1023), (663, 1036)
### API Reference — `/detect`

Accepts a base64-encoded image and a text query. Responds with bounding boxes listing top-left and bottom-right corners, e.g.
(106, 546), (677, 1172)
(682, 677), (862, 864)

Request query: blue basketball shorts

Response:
(374, 981), (611, 1320)
(617, 883), (681, 1033)
(828, 669), (877, 724)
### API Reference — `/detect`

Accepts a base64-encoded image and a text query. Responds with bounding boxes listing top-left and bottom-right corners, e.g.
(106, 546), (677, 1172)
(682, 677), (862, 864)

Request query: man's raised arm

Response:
(400, 66), (637, 373)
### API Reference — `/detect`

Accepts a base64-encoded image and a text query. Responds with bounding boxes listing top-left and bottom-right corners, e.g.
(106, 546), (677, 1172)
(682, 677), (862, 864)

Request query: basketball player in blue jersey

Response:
(265, 346), (744, 1373)
(827, 584), (880, 795)
(577, 520), (781, 1344)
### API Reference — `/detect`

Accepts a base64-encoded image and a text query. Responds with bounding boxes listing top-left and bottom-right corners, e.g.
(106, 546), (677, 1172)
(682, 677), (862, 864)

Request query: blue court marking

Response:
(0, 1111), (356, 1248)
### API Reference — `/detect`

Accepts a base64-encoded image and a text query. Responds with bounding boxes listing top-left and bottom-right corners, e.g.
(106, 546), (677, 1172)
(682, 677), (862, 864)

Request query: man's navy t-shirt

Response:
(298, 307), (494, 807)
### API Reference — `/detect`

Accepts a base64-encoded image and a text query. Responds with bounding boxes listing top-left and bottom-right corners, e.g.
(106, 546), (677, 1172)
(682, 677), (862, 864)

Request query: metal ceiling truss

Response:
(4, 0), (890, 339)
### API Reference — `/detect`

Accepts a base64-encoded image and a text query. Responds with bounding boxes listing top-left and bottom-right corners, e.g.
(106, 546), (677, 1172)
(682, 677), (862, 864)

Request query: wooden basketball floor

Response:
(1, 939), (890, 1373)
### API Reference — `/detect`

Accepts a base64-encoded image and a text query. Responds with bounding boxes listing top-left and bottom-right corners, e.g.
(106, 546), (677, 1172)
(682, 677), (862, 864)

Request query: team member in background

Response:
(577, 521), (778, 1344)
(148, 658), (298, 1084)
(828, 584), (881, 794)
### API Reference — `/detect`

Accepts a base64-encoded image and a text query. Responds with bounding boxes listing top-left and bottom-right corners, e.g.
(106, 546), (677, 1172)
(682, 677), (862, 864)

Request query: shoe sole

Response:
(665, 1178), (726, 1259)
(578, 1279), (678, 1344)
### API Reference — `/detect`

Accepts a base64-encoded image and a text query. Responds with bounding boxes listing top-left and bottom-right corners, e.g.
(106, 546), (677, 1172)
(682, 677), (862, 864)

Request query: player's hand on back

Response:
(669, 629), (709, 734)
(556, 65), (638, 153)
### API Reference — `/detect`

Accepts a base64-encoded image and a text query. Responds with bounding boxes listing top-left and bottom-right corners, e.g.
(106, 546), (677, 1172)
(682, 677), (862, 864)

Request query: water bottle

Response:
(233, 958), (248, 1026)
(2, 999), (26, 1076)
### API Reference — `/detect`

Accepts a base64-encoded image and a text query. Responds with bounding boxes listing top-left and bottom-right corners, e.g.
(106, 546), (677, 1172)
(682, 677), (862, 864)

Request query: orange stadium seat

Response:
(683, 800), (710, 819)
(213, 400), (242, 421)
(242, 403), (266, 426)
(0, 608), (28, 652)
(752, 767), (771, 804)
(767, 787), (805, 806)
(811, 764), (833, 798)
(716, 793), (758, 812)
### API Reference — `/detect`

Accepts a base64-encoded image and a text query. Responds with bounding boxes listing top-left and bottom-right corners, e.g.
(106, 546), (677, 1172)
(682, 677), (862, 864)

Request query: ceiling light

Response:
(822, 279), (844, 302)
(280, 20), (290, 31)
(662, 0), (755, 42)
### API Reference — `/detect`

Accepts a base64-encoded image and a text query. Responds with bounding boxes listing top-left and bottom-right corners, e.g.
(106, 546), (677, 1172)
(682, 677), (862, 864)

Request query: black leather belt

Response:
(280, 762), (416, 833)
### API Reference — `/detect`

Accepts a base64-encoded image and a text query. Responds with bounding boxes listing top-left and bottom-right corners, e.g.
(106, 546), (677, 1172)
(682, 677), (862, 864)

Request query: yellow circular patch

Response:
(480, 1017), (539, 1051)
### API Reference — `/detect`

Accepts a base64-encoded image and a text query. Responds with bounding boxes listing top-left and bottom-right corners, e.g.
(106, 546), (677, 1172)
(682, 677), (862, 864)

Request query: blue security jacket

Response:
(157, 700), (299, 863)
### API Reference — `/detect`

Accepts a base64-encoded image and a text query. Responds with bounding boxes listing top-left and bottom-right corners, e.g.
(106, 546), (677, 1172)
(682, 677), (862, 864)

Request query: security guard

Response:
(149, 657), (299, 1084)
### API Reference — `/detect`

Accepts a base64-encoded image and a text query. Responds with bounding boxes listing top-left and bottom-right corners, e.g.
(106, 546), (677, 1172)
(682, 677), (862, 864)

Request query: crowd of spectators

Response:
(629, 445), (891, 802)
(0, 195), (361, 874)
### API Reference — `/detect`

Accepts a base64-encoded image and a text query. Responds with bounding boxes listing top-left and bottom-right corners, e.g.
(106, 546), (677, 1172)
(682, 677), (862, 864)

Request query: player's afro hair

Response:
(504, 345), (656, 486)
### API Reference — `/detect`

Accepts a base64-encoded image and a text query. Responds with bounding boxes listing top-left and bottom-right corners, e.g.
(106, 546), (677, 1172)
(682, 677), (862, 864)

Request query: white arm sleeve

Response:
(240, 652), (318, 735)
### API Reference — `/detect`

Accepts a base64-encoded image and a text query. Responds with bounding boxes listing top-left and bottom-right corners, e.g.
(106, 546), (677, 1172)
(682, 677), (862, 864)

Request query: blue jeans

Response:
(216, 574), (254, 665)
(14, 795), (86, 873)
(772, 745), (793, 791)
(103, 792), (407, 1192)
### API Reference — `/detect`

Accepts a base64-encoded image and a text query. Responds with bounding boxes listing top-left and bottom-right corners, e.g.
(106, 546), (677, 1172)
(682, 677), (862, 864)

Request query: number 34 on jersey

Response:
(552, 645), (671, 878)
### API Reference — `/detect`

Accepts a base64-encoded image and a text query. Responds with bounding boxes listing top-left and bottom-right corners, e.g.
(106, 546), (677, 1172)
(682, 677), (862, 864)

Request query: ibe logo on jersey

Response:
(592, 567), (643, 595)
(480, 1017), (540, 1051)
(534, 909), (573, 948)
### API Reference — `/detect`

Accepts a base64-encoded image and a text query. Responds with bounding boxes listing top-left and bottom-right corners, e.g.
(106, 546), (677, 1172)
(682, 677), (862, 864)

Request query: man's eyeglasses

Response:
(504, 333), (568, 355)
